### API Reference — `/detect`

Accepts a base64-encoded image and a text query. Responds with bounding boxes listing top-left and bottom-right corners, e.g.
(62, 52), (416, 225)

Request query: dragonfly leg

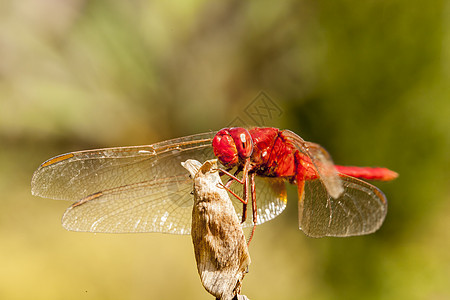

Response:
(223, 167), (242, 189)
(241, 162), (250, 224)
(216, 160), (251, 224)
(217, 183), (248, 222)
(247, 172), (257, 245)
(242, 203), (248, 224)
(216, 168), (246, 184)
(218, 183), (248, 205)
(224, 177), (234, 189)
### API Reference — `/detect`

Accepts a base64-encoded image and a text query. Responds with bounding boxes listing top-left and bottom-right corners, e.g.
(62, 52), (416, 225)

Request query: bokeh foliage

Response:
(1, 0), (449, 299)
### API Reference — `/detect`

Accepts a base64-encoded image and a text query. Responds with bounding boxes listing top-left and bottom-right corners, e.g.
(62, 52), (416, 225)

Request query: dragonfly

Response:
(31, 127), (397, 239)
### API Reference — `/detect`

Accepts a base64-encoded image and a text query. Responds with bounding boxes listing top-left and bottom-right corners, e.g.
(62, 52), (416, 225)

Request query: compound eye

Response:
(229, 127), (253, 159)
(212, 129), (239, 167)
(239, 132), (251, 154)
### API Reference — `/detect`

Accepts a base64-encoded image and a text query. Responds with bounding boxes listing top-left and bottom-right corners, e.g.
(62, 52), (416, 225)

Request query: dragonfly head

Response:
(213, 127), (253, 167)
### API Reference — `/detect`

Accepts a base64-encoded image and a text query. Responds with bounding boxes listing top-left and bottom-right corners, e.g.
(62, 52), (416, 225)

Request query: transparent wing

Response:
(228, 176), (287, 228)
(32, 132), (217, 234)
(282, 130), (344, 198)
(32, 131), (288, 234)
(298, 174), (387, 237)
(62, 175), (196, 234)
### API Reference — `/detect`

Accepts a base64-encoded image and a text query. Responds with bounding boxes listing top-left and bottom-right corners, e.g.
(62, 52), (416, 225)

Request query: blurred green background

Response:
(1, 0), (449, 299)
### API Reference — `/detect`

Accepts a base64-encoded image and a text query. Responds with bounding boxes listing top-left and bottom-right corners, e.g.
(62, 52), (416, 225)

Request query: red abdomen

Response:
(335, 166), (398, 181)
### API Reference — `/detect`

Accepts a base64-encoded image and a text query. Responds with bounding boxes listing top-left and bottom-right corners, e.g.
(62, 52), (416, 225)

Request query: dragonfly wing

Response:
(31, 132), (217, 234)
(228, 176), (287, 228)
(298, 174), (387, 237)
(282, 130), (343, 198)
(62, 175), (194, 234)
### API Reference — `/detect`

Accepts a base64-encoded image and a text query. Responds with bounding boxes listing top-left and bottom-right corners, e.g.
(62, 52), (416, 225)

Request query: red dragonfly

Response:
(31, 127), (397, 238)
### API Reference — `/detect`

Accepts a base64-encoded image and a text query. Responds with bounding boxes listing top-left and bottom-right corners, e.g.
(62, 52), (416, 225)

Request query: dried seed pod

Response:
(182, 159), (251, 300)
